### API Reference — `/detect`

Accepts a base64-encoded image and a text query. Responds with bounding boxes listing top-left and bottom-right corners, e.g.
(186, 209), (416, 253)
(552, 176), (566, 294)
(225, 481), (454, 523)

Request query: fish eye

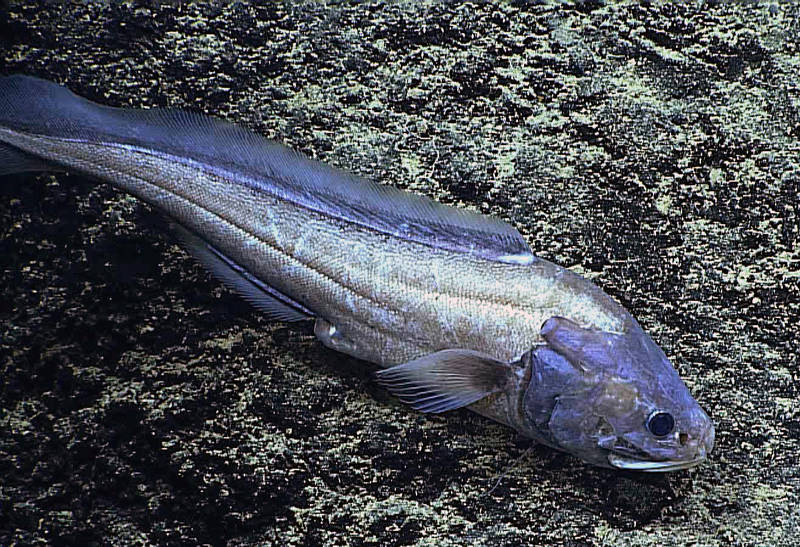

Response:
(646, 411), (675, 437)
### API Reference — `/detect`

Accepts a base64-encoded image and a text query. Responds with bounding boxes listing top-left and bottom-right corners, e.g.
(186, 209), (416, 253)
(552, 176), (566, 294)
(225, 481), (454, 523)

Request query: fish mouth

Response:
(607, 453), (706, 472)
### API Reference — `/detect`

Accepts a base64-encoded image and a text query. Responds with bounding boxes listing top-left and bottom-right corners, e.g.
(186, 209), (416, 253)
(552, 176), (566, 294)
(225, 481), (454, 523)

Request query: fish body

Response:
(0, 76), (714, 471)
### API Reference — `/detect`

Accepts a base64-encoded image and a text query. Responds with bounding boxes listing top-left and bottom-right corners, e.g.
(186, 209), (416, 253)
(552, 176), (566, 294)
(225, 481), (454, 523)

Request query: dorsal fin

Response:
(0, 75), (535, 263)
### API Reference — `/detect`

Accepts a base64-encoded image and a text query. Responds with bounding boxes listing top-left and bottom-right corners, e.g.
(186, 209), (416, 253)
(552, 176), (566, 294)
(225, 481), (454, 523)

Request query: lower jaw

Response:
(607, 453), (705, 472)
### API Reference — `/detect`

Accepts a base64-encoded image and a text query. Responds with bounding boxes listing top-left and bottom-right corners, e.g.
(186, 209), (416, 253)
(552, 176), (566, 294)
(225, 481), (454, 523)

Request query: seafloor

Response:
(0, 2), (797, 546)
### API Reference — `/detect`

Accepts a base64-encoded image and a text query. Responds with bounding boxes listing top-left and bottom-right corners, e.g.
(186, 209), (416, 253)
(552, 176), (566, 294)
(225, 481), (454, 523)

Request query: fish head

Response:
(521, 316), (714, 472)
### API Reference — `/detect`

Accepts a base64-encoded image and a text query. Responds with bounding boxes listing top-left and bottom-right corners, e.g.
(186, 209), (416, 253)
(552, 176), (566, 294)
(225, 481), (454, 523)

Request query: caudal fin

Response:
(0, 74), (98, 137)
(0, 142), (52, 175)
(0, 75), (83, 175)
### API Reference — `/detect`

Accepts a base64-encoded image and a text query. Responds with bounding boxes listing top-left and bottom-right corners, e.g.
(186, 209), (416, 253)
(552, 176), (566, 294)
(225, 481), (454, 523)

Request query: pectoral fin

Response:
(375, 350), (513, 413)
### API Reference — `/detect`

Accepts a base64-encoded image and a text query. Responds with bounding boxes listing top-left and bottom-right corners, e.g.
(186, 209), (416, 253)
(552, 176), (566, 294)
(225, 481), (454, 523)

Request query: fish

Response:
(0, 75), (714, 472)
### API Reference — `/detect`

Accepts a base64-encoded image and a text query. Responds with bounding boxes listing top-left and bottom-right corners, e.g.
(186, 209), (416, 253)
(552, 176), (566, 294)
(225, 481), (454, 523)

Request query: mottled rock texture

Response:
(0, 1), (797, 545)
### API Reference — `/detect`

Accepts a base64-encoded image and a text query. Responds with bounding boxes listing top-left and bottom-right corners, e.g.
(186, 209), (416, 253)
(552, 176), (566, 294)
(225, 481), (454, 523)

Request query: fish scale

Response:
(0, 128), (618, 365)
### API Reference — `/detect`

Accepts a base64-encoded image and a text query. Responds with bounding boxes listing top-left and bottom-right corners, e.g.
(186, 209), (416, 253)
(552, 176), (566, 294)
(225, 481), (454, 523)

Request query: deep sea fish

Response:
(0, 75), (714, 471)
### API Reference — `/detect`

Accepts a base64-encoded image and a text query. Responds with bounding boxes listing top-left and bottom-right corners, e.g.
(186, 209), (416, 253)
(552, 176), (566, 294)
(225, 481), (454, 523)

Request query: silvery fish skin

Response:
(0, 75), (714, 472)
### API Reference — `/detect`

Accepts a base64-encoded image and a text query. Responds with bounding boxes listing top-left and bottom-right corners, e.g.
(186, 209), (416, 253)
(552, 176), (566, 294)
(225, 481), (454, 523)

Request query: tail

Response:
(0, 143), (52, 175)
(0, 73), (274, 170)
(0, 75), (97, 175)
(0, 75), (95, 134)
(0, 74), (247, 175)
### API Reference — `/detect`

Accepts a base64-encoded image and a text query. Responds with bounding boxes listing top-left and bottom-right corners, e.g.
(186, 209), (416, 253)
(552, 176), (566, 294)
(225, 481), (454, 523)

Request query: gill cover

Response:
(522, 317), (714, 470)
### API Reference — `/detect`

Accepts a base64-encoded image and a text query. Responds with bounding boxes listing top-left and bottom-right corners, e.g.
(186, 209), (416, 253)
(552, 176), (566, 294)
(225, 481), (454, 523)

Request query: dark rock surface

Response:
(0, 2), (797, 545)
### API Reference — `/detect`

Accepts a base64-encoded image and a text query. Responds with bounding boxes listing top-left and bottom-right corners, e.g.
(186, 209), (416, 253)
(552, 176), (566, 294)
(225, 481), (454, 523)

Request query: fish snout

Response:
(685, 409), (715, 463)
(699, 420), (715, 461)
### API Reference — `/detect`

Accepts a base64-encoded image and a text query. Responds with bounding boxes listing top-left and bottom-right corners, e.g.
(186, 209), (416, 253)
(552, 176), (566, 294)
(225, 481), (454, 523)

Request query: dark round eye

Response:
(646, 411), (675, 437)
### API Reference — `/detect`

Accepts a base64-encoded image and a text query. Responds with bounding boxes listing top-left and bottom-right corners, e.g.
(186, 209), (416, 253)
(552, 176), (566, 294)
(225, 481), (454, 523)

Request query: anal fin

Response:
(171, 222), (314, 322)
